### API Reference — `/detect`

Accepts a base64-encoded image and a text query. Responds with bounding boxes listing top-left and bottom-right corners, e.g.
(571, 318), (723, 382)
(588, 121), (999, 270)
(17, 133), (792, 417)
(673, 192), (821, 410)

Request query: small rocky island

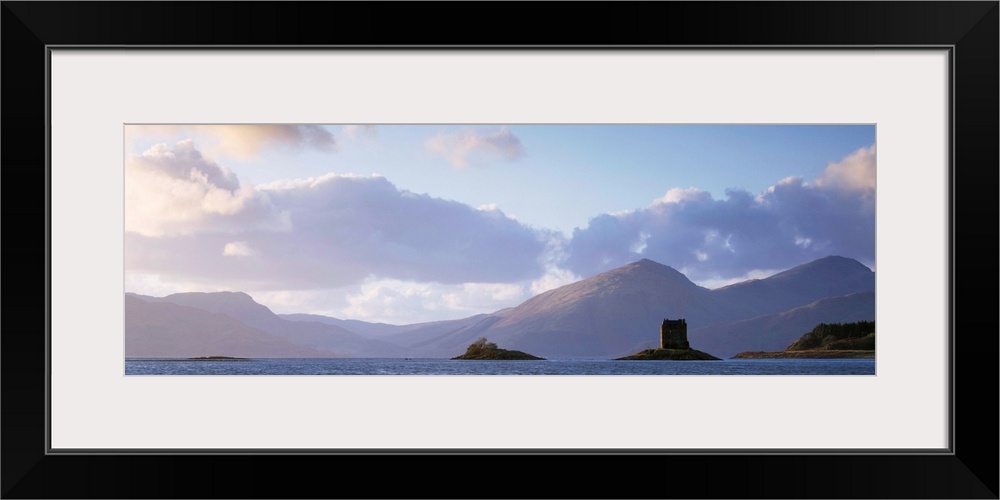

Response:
(732, 321), (875, 359)
(187, 356), (249, 361)
(452, 337), (545, 360)
(616, 318), (720, 360)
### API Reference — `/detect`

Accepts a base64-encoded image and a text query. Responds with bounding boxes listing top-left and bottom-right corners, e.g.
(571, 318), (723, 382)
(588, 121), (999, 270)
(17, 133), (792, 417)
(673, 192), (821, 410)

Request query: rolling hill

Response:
(124, 295), (336, 358)
(124, 255), (876, 359)
(130, 292), (406, 357)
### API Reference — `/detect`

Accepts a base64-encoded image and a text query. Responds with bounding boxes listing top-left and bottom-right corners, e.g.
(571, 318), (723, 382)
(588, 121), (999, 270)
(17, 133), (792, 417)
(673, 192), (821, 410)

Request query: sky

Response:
(124, 124), (876, 324)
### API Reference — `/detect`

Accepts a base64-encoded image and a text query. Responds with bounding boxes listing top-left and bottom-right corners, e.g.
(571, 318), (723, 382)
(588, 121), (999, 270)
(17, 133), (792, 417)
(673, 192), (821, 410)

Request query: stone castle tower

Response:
(660, 318), (690, 349)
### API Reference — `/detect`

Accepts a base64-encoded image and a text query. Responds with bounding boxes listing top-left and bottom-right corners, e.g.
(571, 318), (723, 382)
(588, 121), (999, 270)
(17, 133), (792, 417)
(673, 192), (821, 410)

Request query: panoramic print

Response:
(124, 124), (876, 375)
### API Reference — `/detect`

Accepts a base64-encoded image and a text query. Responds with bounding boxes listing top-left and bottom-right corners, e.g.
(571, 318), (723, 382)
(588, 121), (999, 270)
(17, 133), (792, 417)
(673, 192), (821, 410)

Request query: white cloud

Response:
(124, 273), (189, 298)
(651, 187), (711, 206)
(222, 241), (257, 257)
(691, 268), (783, 290)
(343, 281), (439, 323)
(527, 233), (580, 296)
(609, 209), (637, 219)
(564, 146), (877, 282)
(441, 283), (526, 312)
(125, 140), (290, 237)
(630, 232), (651, 254)
(342, 124), (378, 140)
(126, 125), (336, 160)
(816, 144), (876, 193)
(249, 289), (340, 316)
(124, 134), (877, 324)
(339, 279), (529, 324)
(125, 141), (549, 291)
(529, 266), (579, 296)
(426, 126), (525, 168)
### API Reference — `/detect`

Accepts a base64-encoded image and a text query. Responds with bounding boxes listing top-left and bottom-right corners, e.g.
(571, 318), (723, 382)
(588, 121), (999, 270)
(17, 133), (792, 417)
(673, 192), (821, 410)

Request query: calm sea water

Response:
(125, 358), (875, 375)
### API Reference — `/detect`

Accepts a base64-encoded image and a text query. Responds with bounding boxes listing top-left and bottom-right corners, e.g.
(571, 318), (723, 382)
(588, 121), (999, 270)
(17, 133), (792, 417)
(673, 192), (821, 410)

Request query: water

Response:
(125, 358), (875, 375)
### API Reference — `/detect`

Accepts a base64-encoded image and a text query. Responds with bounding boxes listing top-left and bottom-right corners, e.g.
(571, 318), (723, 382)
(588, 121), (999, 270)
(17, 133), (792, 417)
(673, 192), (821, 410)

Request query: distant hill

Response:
(133, 292), (406, 357)
(405, 258), (875, 358)
(124, 295), (336, 358)
(690, 292), (876, 358)
(408, 259), (765, 358)
(279, 312), (493, 347)
(125, 255), (876, 359)
(711, 256), (875, 317)
(278, 313), (405, 337)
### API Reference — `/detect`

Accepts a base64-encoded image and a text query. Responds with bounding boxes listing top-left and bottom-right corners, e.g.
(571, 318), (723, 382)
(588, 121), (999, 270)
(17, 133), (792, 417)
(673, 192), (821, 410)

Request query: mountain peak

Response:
(563, 258), (707, 299)
(157, 291), (275, 318)
(771, 255), (872, 281)
(620, 258), (680, 273)
(711, 255), (875, 318)
(166, 290), (255, 301)
(632, 258), (664, 268)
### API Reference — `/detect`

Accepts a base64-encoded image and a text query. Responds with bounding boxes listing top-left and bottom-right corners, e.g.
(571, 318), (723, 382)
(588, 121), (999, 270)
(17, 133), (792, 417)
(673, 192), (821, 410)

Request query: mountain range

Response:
(125, 255), (875, 359)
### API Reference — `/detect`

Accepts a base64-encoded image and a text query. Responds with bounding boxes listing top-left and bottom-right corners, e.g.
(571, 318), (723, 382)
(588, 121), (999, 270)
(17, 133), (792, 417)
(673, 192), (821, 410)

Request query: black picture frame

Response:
(3, 2), (996, 498)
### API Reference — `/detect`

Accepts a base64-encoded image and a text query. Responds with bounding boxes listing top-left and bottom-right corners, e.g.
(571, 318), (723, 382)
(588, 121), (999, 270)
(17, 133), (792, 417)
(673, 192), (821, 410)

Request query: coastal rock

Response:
(616, 348), (720, 361)
(451, 349), (544, 360)
(451, 337), (544, 360)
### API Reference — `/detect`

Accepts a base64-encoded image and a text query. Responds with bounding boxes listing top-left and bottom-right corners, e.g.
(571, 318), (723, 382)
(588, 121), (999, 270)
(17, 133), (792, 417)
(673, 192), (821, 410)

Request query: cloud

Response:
(426, 126), (525, 168)
(126, 141), (550, 290)
(137, 140), (241, 190)
(529, 266), (579, 296)
(651, 187), (713, 206)
(125, 136), (878, 321)
(249, 278), (544, 324)
(125, 140), (290, 237)
(244, 270), (573, 324)
(342, 281), (440, 323)
(342, 124), (378, 140)
(222, 241), (257, 257)
(337, 279), (531, 324)
(815, 144), (875, 193)
(562, 145), (877, 282)
(691, 268), (783, 290)
(629, 231), (651, 254)
(126, 125), (336, 159)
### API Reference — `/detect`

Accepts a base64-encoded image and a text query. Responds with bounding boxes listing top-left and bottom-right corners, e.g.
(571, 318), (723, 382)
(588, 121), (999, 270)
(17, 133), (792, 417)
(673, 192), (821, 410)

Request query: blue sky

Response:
(124, 124), (875, 323)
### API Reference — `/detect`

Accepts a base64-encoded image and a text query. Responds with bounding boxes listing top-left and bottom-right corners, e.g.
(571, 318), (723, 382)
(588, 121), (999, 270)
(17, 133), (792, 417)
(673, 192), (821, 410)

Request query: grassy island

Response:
(451, 337), (545, 360)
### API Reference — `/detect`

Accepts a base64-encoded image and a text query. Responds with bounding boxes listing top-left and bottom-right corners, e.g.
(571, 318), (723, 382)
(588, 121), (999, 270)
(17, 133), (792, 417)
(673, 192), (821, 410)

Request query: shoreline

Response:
(731, 350), (875, 359)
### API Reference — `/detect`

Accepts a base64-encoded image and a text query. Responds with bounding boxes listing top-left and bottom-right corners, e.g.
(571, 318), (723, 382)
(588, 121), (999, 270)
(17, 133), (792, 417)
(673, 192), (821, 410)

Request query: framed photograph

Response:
(121, 122), (879, 373)
(4, 2), (996, 498)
